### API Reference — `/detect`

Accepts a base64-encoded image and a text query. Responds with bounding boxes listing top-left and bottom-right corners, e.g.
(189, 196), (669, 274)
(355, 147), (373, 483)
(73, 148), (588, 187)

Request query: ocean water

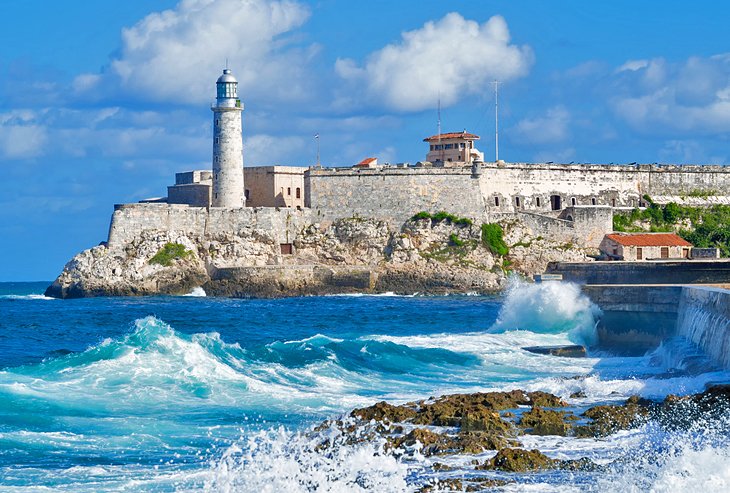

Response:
(0, 280), (729, 492)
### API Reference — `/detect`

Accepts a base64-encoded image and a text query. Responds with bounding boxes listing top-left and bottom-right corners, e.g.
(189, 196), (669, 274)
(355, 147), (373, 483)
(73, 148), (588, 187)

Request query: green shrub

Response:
(415, 210), (473, 226)
(454, 217), (473, 226)
(149, 242), (192, 266)
(449, 233), (465, 246)
(481, 223), (509, 256)
(412, 211), (432, 220)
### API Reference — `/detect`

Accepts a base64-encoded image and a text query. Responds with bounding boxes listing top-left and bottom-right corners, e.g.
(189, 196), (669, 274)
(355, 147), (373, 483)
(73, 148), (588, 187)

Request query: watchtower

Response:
(211, 68), (245, 207)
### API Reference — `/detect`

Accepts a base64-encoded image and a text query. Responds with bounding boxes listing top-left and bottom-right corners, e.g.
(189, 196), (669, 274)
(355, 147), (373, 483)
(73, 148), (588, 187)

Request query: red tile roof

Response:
(423, 131), (480, 142)
(355, 157), (377, 167)
(605, 233), (692, 247)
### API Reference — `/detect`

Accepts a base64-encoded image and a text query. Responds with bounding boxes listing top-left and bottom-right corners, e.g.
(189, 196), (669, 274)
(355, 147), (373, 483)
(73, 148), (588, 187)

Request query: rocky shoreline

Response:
(318, 384), (730, 492)
(46, 215), (593, 299)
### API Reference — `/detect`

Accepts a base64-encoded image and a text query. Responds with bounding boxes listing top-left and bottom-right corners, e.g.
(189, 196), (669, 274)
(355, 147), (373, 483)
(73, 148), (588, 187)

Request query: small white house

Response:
(600, 233), (692, 261)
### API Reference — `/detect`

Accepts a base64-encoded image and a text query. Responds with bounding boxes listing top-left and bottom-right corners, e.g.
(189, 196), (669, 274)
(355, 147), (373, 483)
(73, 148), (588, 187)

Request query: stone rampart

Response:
(107, 203), (312, 248)
(305, 167), (486, 226)
(306, 163), (730, 223)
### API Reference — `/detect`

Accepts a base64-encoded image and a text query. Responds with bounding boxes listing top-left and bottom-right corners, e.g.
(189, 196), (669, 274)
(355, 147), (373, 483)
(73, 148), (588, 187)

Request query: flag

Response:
(314, 133), (319, 139)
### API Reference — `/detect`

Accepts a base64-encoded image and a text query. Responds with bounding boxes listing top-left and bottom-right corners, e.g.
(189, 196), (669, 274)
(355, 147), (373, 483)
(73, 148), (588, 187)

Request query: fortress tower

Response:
(211, 68), (245, 207)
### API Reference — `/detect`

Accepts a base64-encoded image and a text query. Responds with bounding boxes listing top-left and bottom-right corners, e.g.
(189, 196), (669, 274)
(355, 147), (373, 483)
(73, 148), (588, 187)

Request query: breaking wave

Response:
(490, 278), (601, 346)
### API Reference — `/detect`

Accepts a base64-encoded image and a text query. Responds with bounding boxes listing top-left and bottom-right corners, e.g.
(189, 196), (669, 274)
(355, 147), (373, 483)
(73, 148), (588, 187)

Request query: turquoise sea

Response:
(1, 280), (729, 491)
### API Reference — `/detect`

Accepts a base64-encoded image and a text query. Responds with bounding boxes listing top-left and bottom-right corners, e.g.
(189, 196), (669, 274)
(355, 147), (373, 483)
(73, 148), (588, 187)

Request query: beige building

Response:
(599, 233), (692, 261)
(424, 131), (484, 165)
(244, 166), (307, 208)
(168, 170), (212, 207)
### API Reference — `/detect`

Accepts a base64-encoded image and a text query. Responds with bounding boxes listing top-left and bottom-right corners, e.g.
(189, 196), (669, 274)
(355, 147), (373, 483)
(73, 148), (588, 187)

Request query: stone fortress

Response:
(146, 68), (730, 250)
(46, 68), (730, 298)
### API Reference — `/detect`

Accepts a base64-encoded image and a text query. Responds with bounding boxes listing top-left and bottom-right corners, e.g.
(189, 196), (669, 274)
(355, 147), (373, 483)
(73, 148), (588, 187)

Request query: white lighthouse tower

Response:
(211, 68), (245, 208)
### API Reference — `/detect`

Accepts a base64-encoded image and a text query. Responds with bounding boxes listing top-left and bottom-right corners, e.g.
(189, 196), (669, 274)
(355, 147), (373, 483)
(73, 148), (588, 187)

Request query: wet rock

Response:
(477, 448), (557, 472)
(477, 447), (600, 473)
(523, 345), (587, 358)
(390, 428), (518, 456)
(575, 395), (650, 437)
(570, 390), (587, 399)
(519, 407), (572, 436)
(527, 391), (568, 408)
(350, 401), (417, 423)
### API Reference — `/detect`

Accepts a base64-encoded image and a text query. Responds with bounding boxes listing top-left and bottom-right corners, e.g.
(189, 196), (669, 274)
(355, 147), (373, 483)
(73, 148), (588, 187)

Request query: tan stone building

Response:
(244, 166), (307, 208)
(599, 233), (692, 261)
(423, 131), (484, 166)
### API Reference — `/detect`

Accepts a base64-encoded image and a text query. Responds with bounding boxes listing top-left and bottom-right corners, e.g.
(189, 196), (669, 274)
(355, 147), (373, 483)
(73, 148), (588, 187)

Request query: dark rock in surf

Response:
(523, 345), (587, 358)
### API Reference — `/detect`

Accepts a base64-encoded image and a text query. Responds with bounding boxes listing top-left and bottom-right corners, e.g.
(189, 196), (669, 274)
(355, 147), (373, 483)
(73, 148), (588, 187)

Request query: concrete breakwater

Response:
(586, 284), (730, 369)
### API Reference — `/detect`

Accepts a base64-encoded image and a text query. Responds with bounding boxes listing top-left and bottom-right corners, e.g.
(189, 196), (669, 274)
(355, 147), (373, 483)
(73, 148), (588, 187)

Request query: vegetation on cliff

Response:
(481, 223), (509, 256)
(149, 242), (193, 266)
(412, 211), (473, 226)
(613, 196), (730, 256)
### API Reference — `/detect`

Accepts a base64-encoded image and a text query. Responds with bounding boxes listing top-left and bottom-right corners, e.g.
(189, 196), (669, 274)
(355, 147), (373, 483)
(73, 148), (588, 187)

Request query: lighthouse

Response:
(211, 68), (245, 208)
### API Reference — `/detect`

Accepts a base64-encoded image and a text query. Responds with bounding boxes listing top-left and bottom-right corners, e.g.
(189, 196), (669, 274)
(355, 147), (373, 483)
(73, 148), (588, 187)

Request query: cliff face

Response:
(46, 215), (593, 299)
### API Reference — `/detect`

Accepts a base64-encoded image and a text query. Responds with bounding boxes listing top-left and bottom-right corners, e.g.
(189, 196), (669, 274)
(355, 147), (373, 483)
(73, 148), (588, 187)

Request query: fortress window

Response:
(296, 187), (301, 199)
(637, 247), (643, 260)
(494, 196), (500, 206)
(245, 189), (250, 200)
(515, 197), (521, 207)
(571, 197), (577, 206)
(287, 187), (291, 196)
(215, 137), (219, 144)
(280, 243), (293, 255)
(215, 119), (219, 127)
(612, 198), (617, 207)
(591, 198), (597, 205)
(445, 144), (454, 149)
(536, 197), (541, 207)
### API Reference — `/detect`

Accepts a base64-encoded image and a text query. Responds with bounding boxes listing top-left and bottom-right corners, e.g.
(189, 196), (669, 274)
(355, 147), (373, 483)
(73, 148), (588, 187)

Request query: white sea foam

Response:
(490, 278), (601, 346)
(183, 287), (207, 297)
(205, 425), (411, 493)
(0, 293), (55, 300)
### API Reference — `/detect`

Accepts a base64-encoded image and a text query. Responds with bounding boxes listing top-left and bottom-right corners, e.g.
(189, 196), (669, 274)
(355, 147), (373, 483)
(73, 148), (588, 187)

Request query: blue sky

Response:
(2, 0), (730, 281)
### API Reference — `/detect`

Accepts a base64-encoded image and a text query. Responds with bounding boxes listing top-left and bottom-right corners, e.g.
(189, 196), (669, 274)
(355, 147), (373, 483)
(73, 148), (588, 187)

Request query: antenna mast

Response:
(494, 80), (500, 162)
(437, 94), (443, 163)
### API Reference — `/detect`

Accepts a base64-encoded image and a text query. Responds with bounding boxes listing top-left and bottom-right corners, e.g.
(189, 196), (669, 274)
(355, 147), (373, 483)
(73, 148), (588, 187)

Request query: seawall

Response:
(584, 283), (730, 369)
(549, 260), (730, 285)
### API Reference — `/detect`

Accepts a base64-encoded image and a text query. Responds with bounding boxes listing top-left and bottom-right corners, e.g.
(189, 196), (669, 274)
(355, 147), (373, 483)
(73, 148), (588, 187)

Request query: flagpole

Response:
(315, 134), (320, 168)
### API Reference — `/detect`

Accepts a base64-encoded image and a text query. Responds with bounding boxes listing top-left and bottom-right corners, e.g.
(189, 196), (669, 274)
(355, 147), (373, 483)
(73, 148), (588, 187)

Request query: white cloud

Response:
(244, 133), (309, 165)
(0, 111), (48, 159)
(611, 54), (730, 135)
(513, 106), (570, 145)
(82, 0), (315, 105)
(336, 13), (533, 112)
(0, 124), (48, 159)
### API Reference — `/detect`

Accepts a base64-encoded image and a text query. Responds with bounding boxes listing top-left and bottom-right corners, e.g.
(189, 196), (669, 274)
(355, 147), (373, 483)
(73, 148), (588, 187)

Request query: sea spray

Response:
(206, 424), (410, 493)
(490, 278), (601, 347)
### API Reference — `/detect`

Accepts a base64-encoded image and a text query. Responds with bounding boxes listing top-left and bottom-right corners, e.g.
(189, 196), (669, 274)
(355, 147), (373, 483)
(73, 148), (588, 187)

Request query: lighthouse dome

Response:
(217, 69), (237, 84)
(216, 68), (238, 100)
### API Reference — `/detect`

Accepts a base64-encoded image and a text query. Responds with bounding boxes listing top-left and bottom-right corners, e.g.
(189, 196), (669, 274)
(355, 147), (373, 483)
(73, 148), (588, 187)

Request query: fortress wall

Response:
(108, 203), (312, 248)
(306, 167), (486, 226)
(480, 163), (730, 211)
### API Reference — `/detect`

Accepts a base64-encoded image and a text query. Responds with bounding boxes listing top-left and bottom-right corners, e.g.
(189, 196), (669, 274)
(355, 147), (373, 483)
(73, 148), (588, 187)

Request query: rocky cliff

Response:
(46, 215), (593, 298)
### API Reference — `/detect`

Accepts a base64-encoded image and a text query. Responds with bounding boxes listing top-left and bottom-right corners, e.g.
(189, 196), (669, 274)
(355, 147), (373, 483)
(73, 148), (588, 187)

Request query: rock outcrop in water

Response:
(338, 384), (730, 490)
(46, 215), (592, 298)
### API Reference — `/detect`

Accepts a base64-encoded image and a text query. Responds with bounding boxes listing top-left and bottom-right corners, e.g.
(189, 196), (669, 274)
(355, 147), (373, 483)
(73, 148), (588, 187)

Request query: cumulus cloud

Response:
(611, 54), (730, 135)
(335, 13), (533, 112)
(0, 111), (48, 159)
(513, 106), (571, 145)
(76, 0), (316, 105)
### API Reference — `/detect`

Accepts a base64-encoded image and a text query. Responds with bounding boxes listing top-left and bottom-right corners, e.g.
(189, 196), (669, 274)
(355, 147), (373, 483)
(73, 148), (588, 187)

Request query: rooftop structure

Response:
(423, 130), (483, 166)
